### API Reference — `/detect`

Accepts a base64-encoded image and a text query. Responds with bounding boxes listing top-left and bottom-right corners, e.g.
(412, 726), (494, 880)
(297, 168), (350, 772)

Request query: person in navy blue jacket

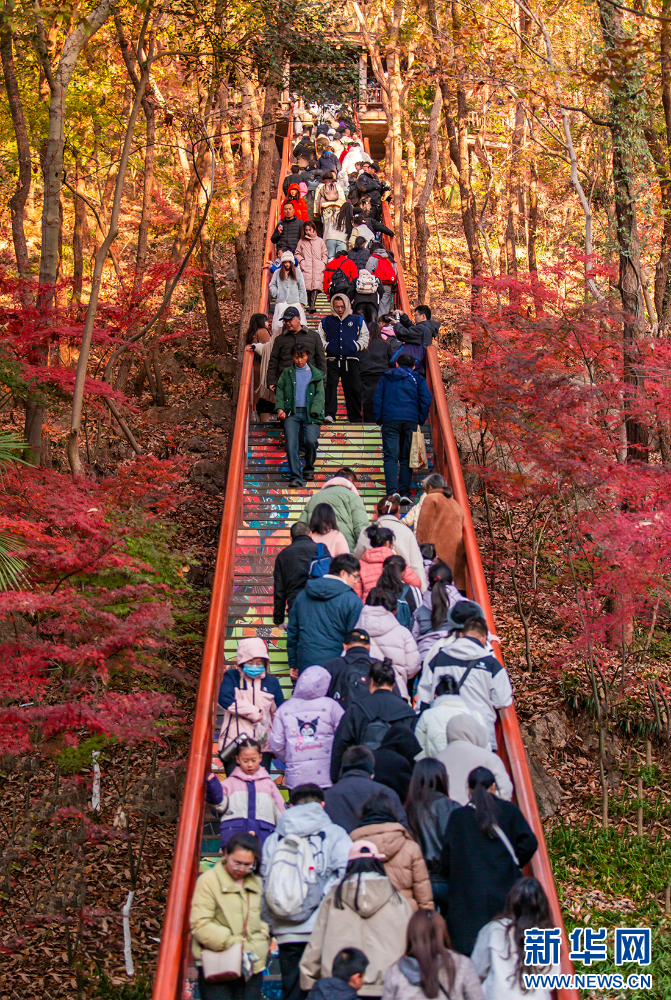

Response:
(287, 553), (363, 676)
(373, 355), (433, 501)
(317, 294), (369, 423)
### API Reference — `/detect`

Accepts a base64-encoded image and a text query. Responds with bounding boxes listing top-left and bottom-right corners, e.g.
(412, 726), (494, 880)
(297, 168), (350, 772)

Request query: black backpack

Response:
(330, 659), (370, 709)
(361, 717), (392, 751)
(329, 264), (355, 300)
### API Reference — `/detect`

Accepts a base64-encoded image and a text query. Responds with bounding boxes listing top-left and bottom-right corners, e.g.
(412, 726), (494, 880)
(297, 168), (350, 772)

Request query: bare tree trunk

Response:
(402, 104), (416, 269)
(505, 101), (526, 277)
(238, 84), (280, 342)
(599, 0), (648, 461)
(1, 12), (32, 301)
(71, 155), (88, 315)
(414, 86), (442, 302)
(219, 80), (241, 218)
(134, 98), (156, 299)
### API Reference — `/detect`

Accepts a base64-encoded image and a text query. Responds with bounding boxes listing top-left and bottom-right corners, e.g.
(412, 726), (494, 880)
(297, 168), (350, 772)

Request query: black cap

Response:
(282, 306), (300, 320)
(345, 628), (370, 644)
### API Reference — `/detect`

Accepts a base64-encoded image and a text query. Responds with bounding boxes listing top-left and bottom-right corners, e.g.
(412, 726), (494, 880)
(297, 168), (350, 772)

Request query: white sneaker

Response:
(324, 415), (334, 424)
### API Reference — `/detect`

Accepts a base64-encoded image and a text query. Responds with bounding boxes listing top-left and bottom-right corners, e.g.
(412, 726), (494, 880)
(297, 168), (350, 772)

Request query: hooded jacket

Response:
(411, 583), (463, 658)
(371, 723), (422, 803)
(471, 918), (558, 1000)
(281, 184), (310, 222)
(273, 534), (320, 625)
(355, 606), (421, 701)
(382, 954), (485, 1000)
(299, 874), (413, 995)
(416, 493), (466, 592)
(330, 690), (417, 783)
(359, 337), (399, 377)
(436, 715), (514, 806)
(218, 638), (285, 748)
(206, 765), (285, 847)
(317, 295), (370, 360)
(287, 575), (363, 673)
(368, 253), (397, 286)
(267, 327), (327, 386)
(415, 694), (486, 759)
(296, 230), (328, 290)
(269, 666), (345, 788)
(316, 150), (341, 174)
(373, 366), (432, 426)
(271, 215), (304, 253)
(349, 822), (433, 911)
(190, 863), (270, 970)
(261, 801), (352, 942)
(323, 768), (408, 834)
(441, 798), (538, 955)
(275, 363), (325, 423)
(416, 636), (514, 749)
(354, 515), (427, 591)
(298, 477), (369, 552)
(270, 264), (307, 306)
(354, 545), (421, 603)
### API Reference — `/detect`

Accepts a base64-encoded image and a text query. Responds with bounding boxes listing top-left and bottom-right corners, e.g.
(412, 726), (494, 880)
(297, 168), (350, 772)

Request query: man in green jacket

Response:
(297, 467), (370, 551)
(276, 344), (325, 488)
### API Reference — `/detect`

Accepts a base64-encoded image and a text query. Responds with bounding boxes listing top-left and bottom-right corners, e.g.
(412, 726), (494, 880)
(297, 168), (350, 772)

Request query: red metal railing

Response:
(424, 348), (577, 997)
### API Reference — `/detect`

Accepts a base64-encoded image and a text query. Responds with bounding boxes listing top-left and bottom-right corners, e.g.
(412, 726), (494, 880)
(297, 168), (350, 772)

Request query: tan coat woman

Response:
(416, 485), (466, 591)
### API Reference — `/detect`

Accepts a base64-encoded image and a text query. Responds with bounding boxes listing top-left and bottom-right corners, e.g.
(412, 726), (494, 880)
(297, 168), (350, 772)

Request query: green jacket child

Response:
(275, 363), (325, 423)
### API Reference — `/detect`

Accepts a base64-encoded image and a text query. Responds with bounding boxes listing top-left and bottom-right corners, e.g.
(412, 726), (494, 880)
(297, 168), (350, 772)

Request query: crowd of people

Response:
(190, 452), (557, 999)
(247, 118), (442, 495)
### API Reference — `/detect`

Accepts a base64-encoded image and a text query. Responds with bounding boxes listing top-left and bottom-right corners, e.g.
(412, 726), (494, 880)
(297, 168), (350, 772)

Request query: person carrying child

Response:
(206, 736), (285, 849)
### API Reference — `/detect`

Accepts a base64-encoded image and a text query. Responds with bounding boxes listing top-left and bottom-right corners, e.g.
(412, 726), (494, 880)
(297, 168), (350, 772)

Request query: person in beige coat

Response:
(350, 792), (434, 912)
(300, 840), (413, 997)
(382, 909), (484, 1000)
(415, 479), (466, 592)
(436, 715), (513, 806)
(190, 831), (270, 1000)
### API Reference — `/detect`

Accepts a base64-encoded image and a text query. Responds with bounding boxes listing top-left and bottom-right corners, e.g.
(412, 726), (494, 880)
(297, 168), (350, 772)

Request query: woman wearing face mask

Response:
(218, 638), (285, 773)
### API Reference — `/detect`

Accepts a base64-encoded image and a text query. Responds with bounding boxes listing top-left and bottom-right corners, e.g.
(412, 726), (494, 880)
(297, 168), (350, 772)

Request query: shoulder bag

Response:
(201, 889), (251, 982)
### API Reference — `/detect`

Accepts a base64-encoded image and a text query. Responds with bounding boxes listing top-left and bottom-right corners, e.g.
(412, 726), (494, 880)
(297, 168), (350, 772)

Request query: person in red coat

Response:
(281, 182), (309, 222)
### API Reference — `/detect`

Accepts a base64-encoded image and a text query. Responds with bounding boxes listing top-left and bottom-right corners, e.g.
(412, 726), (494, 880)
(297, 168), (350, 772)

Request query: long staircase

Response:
(154, 115), (578, 1000)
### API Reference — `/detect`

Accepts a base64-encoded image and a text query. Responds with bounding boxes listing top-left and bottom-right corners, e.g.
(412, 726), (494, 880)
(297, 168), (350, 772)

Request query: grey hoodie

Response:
(436, 715), (514, 806)
(261, 801), (352, 942)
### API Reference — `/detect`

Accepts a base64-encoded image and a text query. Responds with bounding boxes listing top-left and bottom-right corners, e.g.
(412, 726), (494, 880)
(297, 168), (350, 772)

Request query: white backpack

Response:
(264, 834), (324, 922)
(356, 269), (379, 295)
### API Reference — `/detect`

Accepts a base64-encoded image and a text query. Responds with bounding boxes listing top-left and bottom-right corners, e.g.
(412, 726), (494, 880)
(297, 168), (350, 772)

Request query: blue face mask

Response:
(242, 664), (265, 678)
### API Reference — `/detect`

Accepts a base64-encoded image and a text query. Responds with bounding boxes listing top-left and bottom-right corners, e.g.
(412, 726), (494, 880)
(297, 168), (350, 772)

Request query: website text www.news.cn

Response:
(524, 926), (652, 991)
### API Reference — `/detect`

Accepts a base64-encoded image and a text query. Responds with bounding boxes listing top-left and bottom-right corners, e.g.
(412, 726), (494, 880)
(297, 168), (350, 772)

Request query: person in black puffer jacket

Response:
(347, 237), (372, 271)
(271, 202), (304, 254)
(359, 322), (400, 421)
